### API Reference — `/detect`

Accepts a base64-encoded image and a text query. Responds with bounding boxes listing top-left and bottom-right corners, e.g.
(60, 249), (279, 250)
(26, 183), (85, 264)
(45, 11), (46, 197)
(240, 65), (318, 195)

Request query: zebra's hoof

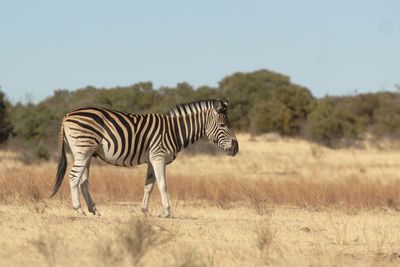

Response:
(75, 207), (86, 216)
(141, 207), (148, 214)
(158, 209), (171, 218)
(91, 208), (101, 216)
(89, 206), (101, 216)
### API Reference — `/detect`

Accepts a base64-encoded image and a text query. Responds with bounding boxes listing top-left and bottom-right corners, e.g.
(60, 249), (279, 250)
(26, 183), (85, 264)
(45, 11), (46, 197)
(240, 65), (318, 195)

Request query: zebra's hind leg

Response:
(69, 157), (91, 216)
(79, 160), (100, 216)
(150, 158), (171, 218)
(141, 164), (156, 214)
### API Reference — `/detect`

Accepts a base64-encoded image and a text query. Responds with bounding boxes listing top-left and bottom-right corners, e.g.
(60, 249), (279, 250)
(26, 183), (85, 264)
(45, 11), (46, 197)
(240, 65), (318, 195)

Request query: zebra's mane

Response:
(167, 99), (217, 117)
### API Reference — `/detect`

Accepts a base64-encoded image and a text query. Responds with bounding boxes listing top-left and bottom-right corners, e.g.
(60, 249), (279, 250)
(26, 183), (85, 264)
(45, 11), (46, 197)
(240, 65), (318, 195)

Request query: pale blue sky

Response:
(1, 1), (399, 103)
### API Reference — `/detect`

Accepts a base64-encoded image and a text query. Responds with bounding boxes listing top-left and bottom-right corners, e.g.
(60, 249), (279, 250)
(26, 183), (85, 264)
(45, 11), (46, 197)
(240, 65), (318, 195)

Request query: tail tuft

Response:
(50, 121), (68, 198)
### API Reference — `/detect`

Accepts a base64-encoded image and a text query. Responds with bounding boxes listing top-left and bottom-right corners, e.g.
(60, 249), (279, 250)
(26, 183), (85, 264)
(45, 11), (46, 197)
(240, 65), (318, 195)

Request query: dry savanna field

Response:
(2, 134), (400, 266)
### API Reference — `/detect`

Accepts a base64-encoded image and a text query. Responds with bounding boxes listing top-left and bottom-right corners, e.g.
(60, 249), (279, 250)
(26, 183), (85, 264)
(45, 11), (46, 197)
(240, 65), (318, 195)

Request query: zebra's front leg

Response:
(150, 158), (171, 218)
(79, 160), (100, 216)
(141, 164), (155, 214)
(70, 158), (90, 216)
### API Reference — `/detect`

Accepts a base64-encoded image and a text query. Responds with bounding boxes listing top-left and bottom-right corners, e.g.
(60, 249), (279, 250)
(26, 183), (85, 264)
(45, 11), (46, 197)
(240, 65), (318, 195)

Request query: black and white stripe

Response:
(51, 99), (238, 217)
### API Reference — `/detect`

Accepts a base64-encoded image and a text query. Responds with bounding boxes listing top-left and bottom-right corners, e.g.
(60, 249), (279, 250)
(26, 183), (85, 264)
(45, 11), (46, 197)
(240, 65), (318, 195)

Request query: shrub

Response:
(0, 90), (13, 144)
(305, 96), (367, 147)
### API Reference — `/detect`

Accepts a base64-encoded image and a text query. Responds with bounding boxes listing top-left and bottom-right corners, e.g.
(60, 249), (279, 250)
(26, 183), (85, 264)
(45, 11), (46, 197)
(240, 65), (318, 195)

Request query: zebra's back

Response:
(63, 107), (168, 166)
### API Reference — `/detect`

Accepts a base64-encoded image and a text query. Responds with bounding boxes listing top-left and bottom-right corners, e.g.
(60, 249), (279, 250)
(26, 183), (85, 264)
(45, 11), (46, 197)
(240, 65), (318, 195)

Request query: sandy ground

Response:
(1, 201), (400, 267)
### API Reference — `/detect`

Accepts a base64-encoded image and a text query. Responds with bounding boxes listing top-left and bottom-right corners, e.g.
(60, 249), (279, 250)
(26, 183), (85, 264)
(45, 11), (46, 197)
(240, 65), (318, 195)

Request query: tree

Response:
(304, 96), (367, 147)
(0, 90), (13, 144)
(219, 69), (315, 134)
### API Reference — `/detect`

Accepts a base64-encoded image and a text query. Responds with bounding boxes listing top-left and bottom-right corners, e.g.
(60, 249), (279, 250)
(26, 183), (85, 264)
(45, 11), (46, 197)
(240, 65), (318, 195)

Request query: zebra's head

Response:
(206, 100), (239, 156)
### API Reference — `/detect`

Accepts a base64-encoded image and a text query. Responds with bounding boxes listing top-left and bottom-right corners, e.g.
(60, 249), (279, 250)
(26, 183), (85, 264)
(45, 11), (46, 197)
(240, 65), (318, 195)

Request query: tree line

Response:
(0, 69), (399, 161)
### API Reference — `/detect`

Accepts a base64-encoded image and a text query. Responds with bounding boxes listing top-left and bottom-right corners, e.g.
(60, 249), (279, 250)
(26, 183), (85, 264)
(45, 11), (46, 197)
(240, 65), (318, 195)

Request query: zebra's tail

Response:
(50, 117), (68, 198)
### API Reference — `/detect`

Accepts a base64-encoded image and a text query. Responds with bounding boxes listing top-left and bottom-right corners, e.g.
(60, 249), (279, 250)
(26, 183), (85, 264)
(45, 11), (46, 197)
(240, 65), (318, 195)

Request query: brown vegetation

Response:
(1, 134), (400, 210)
(2, 134), (400, 266)
(2, 166), (400, 211)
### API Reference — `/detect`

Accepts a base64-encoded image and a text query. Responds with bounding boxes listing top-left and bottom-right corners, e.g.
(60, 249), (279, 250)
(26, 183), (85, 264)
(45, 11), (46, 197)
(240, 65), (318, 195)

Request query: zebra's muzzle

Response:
(227, 139), (239, 156)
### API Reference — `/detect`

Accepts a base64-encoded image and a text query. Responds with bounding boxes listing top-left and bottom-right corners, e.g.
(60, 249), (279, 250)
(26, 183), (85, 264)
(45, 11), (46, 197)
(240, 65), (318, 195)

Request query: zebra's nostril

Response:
(231, 139), (239, 155)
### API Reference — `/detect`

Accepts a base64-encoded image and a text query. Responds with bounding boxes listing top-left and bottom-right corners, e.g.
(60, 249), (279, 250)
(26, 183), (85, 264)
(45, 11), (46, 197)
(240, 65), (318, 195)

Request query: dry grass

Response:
(255, 217), (275, 264)
(2, 133), (400, 266)
(2, 203), (400, 267)
(96, 216), (172, 267)
(29, 233), (59, 267)
(1, 162), (400, 211)
(2, 134), (400, 211)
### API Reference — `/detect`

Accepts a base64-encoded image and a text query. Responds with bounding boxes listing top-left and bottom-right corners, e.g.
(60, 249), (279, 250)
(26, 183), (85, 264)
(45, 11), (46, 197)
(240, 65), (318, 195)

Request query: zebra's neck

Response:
(168, 100), (213, 152)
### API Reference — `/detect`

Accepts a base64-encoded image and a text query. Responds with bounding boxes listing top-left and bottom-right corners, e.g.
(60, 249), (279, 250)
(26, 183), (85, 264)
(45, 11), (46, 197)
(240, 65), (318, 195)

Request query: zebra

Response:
(50, 99), (239, 217)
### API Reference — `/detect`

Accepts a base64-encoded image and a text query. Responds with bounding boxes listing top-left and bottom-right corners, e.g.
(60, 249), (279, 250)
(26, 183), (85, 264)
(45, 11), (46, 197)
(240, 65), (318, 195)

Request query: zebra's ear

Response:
(213, 100), (227, 114)
(224, 98), (230, 106)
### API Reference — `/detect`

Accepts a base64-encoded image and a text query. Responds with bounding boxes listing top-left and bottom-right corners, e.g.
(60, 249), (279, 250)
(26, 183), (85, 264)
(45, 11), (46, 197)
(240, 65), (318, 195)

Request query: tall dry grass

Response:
(2, 133), (400, 211)
(1, 164), (400, 210)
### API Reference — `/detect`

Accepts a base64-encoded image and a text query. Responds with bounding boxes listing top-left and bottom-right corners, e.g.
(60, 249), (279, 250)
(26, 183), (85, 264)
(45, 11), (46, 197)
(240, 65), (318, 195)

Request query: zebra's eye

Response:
(219, 123), (225, 127)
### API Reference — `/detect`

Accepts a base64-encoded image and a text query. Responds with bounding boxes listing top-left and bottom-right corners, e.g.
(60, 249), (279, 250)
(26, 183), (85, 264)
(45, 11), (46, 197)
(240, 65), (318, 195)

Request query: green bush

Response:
(305, 97), (368, 147)
(219, 69), (315, 134)
(0, 90), (13, 144)
(372, 94), (400, 136)
(6, 69), (400, 158)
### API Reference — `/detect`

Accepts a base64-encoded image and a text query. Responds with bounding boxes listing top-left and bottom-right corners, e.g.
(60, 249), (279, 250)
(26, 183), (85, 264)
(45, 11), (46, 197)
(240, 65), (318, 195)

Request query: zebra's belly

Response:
(95, 141), (149, 167)
(165, 152), (176, 165)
